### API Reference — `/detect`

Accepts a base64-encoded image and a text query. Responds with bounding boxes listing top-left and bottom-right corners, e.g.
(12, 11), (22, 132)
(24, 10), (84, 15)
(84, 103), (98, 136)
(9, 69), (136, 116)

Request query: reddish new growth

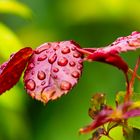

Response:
(0, 31), (140, 103)
(0, 48), (33, 94)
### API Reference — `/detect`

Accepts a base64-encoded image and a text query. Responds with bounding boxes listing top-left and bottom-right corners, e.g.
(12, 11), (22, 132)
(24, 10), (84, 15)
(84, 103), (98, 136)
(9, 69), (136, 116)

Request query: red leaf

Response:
(0, 47), (33, 95)
(87, 52), (128, 72)
(24, 41), (83, 103)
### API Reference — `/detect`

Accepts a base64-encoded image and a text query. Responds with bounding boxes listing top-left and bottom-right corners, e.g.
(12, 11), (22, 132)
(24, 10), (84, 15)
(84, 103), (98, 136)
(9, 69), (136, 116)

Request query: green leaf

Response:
(0, 0), (32, 19)
(116, 91), (140, 105)
(128, 117), (140, 130)
(0, 22), (23, 62)
(116, 91), (126, 104)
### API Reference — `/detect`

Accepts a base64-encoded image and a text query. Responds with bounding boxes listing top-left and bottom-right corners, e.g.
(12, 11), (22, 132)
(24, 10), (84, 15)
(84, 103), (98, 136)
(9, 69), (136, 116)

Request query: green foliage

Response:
(128, 117), (140, 130)
(0, 0), (32, 19)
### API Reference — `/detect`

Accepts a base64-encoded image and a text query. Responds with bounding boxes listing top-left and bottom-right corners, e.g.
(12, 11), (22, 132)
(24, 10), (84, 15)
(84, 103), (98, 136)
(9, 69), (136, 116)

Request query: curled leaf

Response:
(24, 41), (83, 103)
(0, 47), (33, 94)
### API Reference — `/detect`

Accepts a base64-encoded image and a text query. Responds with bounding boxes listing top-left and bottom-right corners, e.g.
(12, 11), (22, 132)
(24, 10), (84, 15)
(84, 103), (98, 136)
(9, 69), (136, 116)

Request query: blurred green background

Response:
(1, 0), (140, 140)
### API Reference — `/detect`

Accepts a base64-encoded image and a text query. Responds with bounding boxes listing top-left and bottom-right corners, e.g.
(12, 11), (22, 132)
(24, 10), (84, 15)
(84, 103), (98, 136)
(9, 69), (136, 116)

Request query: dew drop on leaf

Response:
(57, 57), (68, 66)
(60, 81), (72, 90)
(37, 71), (46, 80)
(24, 41), (83, 103)
(26, 79), (36, 91)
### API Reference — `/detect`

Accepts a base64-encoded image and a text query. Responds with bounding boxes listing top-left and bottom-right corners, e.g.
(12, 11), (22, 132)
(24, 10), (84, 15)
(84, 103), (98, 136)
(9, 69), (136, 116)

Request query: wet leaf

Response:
(81, 31), (140, 72)
(24, 41), (83, 103)
(105, 31), (140, 53)
(0, 47), (33, 94)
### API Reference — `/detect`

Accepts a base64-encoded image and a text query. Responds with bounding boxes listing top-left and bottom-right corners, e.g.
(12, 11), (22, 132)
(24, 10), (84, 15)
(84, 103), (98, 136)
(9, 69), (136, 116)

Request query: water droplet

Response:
(48, 53), (57, 64)
(37, 71), (46, 80)
(60, 81), (72, 90)
(73, 52), (81, 58)
(41, 81), (46, 85)
(71, 71), (80, 78)
(69, 61), (76, 67)
(53, 45), (60, 51)
(77, 65), (83, 70)
(78, 59), (83, 64)
(61, 46), (70, 54)
(35, 43), (50, 54)
(28, 63), (34, 69)
(57, 57), (68, 66)
(37, 54), (47, 61)
(71, 46), (76, 51)
(53, 67), (59, 72)
(26, 79), (35, 91)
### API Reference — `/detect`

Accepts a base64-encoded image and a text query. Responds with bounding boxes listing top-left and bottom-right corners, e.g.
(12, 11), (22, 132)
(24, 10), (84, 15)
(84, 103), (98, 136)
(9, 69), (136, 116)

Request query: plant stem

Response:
(128, 68), (140, 80)
(124, 57), (140, 102)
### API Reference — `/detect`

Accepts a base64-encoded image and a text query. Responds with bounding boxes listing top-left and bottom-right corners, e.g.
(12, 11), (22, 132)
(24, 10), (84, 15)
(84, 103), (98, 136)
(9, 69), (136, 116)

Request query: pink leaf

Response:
(0, 47), (33, 95)
(108, 31), (140, 53)
(24, 41), (83, 103)
(79, 31), (140, 72)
